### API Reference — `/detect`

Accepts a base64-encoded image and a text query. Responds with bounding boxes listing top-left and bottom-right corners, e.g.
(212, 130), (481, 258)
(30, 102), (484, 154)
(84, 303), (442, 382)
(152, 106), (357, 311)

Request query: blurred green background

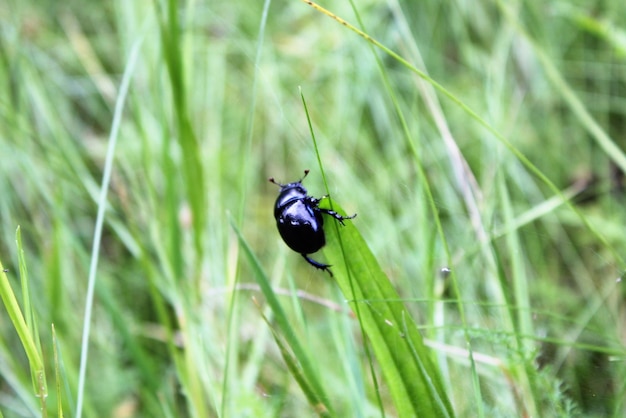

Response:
(1, 0), (625, 416)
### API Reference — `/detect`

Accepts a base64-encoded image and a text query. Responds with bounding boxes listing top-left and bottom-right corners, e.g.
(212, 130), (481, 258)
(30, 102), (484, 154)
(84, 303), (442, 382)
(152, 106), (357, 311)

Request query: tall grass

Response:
(1, 0), (625, 416)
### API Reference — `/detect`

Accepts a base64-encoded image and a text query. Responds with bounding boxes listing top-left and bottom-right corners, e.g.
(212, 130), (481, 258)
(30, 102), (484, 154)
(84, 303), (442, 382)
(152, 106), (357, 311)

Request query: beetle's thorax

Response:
(274, 183), (308, 210)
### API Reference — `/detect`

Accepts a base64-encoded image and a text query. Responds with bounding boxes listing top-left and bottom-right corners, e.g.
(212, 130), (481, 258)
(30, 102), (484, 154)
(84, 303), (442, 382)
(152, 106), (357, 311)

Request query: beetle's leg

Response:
(301, 254), (334, 277)
(309, 196), (357, 225)
(307, 195), (324, 206)
(319, 208), (357, 225)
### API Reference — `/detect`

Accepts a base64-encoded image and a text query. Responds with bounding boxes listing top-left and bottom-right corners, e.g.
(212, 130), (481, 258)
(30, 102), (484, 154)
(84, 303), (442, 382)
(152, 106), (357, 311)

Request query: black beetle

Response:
(269, 170), (356, 276)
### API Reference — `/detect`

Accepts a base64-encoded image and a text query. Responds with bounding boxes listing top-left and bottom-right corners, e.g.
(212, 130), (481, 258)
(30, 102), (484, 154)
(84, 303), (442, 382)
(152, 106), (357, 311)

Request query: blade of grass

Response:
(224, 0), (273, 415)
(497, 177), (538, 416)
(0, 233), (46, 409)
(299, 87), (387, 417)
(254, 299), (331, 417)
(155, 0), (206, 263)
(321, 201), (455, 417)
(16, 227), (48, 416)
(51, 324), (64, 418)
(301, 83), (454, 415)
(75, 33), (141, 418)
(346, 2), (485, 414)
(229, 214), (335, 417)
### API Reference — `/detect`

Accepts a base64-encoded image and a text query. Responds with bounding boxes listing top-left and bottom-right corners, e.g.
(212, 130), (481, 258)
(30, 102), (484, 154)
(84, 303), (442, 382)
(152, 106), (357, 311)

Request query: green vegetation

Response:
(1, 0), (625, 416)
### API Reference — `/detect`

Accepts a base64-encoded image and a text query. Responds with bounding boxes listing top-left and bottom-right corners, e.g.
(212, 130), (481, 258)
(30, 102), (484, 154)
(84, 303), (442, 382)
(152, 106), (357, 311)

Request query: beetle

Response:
(269, 170), (356, 276)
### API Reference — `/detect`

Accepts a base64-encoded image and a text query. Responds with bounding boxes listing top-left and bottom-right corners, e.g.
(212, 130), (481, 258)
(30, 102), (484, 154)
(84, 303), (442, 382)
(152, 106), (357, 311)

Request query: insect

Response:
(269, 170), (356, 276)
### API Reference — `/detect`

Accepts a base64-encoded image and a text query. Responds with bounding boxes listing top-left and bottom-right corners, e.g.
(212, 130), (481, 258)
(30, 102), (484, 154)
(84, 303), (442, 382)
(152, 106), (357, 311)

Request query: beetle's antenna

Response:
(268, 177), (284, 187)
(270, 169), (310, 187)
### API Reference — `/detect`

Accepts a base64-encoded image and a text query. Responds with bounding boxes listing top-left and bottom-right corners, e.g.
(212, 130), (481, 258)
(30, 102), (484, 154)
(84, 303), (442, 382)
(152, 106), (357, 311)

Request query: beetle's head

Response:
(269, 170), (310, 208)
(269, 169), (309, 192)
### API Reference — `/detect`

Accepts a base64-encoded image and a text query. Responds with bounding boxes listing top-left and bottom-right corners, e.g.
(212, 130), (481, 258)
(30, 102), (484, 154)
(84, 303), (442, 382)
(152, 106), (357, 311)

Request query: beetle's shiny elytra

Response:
(269, 170), (356, 276)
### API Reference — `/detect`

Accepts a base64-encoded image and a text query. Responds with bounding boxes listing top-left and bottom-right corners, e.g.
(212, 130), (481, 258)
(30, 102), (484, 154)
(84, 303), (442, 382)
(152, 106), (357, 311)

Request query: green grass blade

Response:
(229, 215), (335, 416)
(155, 0), (206, 261)
(301, 82), (453, 416)
(51, 324), (64, 418)
(257, 306), (332, 417)
(0, 265), (43, 372)
(0, 229), (46, 413)
(74, 33), (141, 418)
(322, 201), (455, 417)
(300, 87), (391, 416)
